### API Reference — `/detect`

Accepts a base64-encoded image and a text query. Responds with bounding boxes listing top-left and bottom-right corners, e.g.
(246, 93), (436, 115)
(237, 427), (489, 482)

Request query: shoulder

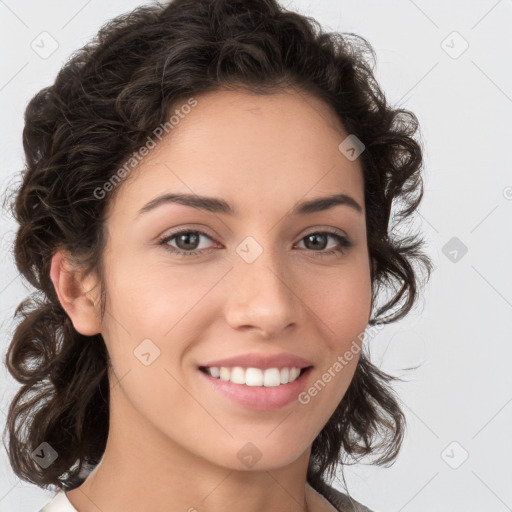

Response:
(320, 483), (376, 512)
(38, 489), (77, 512)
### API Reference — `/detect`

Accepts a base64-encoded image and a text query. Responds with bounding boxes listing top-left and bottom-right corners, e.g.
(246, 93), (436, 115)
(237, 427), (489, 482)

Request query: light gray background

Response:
(1, 1), (511, 511)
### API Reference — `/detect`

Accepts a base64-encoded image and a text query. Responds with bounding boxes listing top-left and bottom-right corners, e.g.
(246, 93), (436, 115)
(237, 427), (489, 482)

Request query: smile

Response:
(200, 366), (305, 386)
(198, 366), (313, 410)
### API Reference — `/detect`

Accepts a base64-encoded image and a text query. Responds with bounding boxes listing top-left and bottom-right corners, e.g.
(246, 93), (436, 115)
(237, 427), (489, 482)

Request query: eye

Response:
(295, 231), (352, 257)
(158, 229), (216, 257)
(157, 229), (352, 258)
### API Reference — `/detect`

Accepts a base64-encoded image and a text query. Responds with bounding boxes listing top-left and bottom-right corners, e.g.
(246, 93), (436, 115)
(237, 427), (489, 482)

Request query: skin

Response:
(51, 87), (372, 512)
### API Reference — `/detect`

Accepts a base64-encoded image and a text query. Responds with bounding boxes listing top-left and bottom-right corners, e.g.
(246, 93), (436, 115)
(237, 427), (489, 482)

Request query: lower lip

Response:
(198, 367), (313, 411)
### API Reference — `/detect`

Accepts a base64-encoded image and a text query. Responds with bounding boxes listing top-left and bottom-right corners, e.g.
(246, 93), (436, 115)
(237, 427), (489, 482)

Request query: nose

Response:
(222, 244), (302, 339)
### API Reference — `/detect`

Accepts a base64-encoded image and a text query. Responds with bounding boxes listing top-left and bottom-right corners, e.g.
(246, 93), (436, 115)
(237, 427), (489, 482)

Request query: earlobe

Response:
(49, 250), (102, 336)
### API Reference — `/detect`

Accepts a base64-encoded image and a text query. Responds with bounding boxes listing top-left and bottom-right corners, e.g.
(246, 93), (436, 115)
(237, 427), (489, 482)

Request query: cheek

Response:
(101, 258), (229, 380)
(300, 260), (371, 401)
(299, 269), (371, 412)
(104, 250), (216, 328)
(307, 262), (372, 339)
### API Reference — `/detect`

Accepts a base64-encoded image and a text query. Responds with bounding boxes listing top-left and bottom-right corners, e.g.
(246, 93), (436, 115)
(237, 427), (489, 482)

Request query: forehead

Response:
(107, 88), (364, 220)
(166, 87), (350, 156)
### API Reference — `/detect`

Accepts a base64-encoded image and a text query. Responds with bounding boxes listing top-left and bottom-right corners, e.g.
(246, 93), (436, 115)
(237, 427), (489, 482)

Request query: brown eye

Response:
(297, 231), (352, 256)
(159, 230), (216, 256)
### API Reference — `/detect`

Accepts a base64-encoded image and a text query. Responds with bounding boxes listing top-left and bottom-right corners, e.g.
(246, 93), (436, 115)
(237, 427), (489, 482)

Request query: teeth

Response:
(204, 366), (304, 386)
(209, 366), (221, 378)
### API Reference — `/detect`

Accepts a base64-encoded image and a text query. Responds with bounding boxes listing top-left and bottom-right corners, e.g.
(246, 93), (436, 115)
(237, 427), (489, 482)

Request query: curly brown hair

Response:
(2, 0), (431, 497)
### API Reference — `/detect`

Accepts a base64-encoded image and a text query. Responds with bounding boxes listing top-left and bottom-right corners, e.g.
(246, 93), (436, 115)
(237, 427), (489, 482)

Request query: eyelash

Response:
(157, 229), (353, 258)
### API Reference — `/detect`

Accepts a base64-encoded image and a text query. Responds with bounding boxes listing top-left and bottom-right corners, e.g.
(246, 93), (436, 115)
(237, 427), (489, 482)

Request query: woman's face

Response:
(97, 88), (372, 471)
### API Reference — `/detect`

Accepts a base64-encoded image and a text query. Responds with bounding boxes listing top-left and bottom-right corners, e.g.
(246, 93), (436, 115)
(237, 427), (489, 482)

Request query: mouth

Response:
(198, 365), (314, 410)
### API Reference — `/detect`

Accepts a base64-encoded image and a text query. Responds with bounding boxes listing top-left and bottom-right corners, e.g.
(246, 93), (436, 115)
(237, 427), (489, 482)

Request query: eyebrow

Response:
(137, 192), (363, 217)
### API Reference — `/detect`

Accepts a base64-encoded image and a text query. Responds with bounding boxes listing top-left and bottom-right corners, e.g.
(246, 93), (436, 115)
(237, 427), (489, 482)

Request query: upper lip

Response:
(200, 352), (314, 370)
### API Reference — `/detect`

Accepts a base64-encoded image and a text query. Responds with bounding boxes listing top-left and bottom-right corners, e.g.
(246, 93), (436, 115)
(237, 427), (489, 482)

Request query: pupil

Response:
(178, 232), (199, 250)
(305, 233), (326, 250)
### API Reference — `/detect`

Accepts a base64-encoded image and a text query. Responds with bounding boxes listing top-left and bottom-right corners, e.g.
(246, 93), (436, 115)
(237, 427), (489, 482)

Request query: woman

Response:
(3, 0), (431, 511)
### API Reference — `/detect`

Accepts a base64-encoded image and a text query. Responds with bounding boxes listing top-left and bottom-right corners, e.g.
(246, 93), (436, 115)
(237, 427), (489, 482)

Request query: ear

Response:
(50, 250), (103, 336)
